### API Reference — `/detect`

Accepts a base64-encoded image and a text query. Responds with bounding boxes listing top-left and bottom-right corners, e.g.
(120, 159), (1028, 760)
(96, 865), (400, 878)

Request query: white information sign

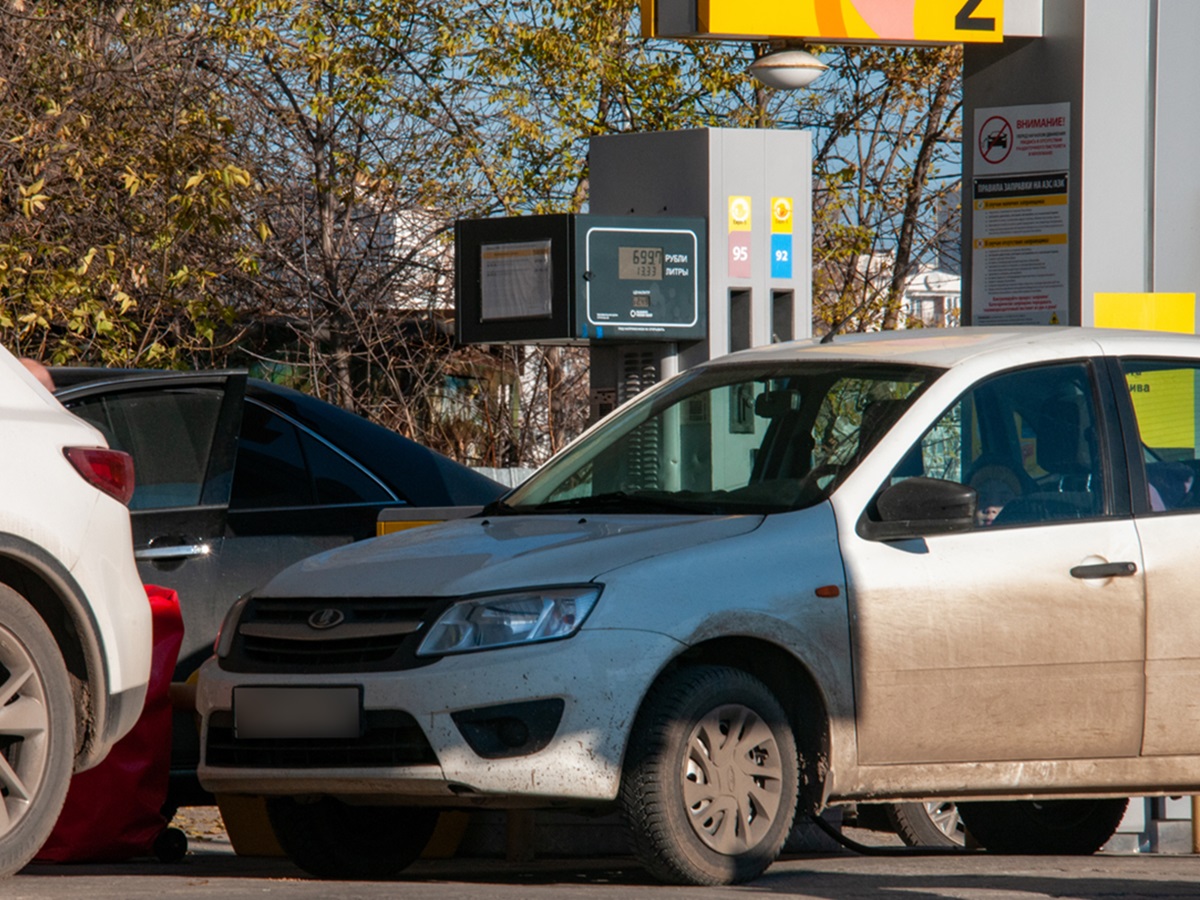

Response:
(480, 240), (553, 321)
(971, 102), (1071, 326)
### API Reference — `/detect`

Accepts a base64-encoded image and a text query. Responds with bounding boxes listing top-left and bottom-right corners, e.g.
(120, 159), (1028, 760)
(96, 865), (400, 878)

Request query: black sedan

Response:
(53, 368), (506, 802)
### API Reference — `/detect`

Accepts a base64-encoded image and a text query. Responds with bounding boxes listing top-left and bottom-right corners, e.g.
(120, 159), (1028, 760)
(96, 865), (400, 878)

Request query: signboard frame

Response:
(456, 214), (708, 345)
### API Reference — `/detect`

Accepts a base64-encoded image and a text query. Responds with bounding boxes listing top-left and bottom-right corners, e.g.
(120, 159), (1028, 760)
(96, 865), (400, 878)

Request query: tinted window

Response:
(230, 403), (310, 508)
(886, 362), (1105, 527)
(300, 430), (392, 504)
(1118, 359), (1200, 512)
(229, 402), (392, 510)
(66, 387), (223, 510)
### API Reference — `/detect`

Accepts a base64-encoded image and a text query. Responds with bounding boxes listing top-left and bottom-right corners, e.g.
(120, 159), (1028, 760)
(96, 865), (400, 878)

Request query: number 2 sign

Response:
(652, 0), (1005, 44)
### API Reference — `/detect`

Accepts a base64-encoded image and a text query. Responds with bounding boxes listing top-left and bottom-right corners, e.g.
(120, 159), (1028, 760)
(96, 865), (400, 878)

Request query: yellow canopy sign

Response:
(644, 0), (1005, 43)
(1095, 292), (1197, 451)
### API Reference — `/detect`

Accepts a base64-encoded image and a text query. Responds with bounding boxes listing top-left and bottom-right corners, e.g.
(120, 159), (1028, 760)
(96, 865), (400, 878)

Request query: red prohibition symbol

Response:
(979, 115), (1013, 165)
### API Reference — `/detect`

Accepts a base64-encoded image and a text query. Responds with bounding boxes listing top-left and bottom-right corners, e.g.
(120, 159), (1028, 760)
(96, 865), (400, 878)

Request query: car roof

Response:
(707, 326), (1200, 370)
(50, 367), (506, 507)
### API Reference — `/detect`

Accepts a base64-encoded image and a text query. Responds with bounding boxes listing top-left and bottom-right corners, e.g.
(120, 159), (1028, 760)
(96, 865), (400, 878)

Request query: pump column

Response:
(587, 128), (812, 417)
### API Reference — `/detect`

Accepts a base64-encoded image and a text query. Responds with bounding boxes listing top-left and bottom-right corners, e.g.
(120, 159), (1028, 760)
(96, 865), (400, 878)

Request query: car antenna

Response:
(821, 294), (878, 343)
(820, 308), (854, 344)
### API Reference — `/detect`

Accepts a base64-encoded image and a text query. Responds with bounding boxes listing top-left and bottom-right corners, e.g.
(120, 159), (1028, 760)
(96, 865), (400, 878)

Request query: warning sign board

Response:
(970, 102), (1072, 327)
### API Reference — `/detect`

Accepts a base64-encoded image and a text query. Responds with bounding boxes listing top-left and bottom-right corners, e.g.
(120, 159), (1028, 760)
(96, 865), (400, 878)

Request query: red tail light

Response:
(64, 447), (136, 506)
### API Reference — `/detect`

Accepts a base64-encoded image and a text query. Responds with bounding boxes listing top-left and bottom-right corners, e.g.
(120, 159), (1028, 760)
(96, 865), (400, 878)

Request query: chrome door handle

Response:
(1070, 561), (1137, 579)
(136, 543), (212, 562)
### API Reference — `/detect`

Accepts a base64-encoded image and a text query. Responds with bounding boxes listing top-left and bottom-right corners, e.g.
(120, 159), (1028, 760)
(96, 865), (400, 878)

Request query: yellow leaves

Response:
(224, 165), (252, 188)
(18, 179), (49, 218)
(75, 247), (98, 275)
(179, 164), (252, 196)
(121, 168), (146, 196)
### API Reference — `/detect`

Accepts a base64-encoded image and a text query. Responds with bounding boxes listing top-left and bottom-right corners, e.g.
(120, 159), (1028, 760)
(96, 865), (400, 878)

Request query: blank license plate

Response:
(234, 686), (361, 739)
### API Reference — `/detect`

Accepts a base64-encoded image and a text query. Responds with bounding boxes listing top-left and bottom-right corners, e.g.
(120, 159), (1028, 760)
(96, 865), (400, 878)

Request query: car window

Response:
(66, 387), (224, 510)
(506, 362), (935, 515)
(229, 401), (392, 510)
(1117, 359), (1200, 512)
(885, 362), (1105, 527)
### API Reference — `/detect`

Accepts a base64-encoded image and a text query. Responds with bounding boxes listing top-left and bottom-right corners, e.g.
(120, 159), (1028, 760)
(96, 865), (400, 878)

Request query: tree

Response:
(794, 44), (964, 335)
(1, 0), (965, 469)
(195, 0), (757, 466)
(0, 0), (257, 366)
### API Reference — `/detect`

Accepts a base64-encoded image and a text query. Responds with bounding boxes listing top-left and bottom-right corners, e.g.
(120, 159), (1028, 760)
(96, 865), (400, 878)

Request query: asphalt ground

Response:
(8, 807), (1200, 900)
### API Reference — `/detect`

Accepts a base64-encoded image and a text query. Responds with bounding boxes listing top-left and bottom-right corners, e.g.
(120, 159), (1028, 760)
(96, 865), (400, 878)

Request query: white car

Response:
(198, 327), (1200, 884)
(0, 350), (151, 876)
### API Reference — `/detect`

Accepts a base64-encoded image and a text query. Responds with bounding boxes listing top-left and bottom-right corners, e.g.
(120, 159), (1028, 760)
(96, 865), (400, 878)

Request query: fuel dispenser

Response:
(455, 127), (813, 420)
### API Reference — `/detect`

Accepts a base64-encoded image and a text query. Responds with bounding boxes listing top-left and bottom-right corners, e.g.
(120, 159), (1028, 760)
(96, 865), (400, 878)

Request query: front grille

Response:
(222, 596), (444, 674)
(205, 710), (438, 769)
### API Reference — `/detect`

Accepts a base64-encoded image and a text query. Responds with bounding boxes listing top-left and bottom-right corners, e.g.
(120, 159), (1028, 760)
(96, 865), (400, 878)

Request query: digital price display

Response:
(619, 247), (664, 281)
(580, 219), (706, 341)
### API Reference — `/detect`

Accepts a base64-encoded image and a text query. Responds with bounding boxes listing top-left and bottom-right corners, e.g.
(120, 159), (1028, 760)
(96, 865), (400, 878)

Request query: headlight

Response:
(417, 586), (601, 657)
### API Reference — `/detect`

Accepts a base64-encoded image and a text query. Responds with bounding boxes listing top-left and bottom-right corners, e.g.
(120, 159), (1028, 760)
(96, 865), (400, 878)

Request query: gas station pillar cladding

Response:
(964, 0), (1200, 328)
(589, 128), (812, 387)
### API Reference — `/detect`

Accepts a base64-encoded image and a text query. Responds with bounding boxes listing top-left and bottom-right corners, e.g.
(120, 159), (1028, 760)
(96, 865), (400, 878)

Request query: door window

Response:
(886, 362), (1106, 527)
(229, 402), (393, 509)
(1117, 360), (1200, 512)
(66, 387), (225, 510)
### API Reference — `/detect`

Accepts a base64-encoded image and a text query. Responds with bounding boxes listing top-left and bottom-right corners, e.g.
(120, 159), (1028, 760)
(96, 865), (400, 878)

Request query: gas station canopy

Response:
(641, 0), (1044, 44)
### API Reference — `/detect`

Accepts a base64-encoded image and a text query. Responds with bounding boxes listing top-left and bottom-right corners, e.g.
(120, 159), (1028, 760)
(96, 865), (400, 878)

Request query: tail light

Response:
(64, 447), (136, 506)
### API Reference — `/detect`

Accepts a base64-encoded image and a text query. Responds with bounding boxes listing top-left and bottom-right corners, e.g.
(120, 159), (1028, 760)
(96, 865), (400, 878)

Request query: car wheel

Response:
(265, 796), (439, 879)
(0, 585), (75, 876)
(887, 801), (966, 848)
(956, 797), (1128, 855)
(620, 665), (798, 886)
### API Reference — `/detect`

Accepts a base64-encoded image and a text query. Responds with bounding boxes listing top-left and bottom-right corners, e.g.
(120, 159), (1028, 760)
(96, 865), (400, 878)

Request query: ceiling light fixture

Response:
(749, 48), (828, 91)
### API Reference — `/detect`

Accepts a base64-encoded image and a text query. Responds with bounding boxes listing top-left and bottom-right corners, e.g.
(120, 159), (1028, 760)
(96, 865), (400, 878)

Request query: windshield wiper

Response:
(531, 491), (708, 515)
(479, 496), (521, 516)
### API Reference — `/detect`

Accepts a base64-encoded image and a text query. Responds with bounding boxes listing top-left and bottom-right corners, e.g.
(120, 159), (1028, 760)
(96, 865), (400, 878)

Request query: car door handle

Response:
(136, 542), (212, 561)
(1069, 561), (1138, 579)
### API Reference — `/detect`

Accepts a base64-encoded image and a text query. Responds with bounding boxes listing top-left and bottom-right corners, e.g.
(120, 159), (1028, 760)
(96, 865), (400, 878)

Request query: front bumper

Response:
(196, 628), (682, 804)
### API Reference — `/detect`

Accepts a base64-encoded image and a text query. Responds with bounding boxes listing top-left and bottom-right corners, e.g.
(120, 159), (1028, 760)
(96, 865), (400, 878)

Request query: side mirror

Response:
(857, 477), (977, 541)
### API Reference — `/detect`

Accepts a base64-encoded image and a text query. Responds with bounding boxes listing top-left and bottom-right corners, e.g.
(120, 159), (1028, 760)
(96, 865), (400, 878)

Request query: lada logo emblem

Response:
(308, 608), (345, 630)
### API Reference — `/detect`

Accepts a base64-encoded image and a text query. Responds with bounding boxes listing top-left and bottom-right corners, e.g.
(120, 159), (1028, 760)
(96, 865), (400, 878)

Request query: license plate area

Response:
(233, 686), (361, 739)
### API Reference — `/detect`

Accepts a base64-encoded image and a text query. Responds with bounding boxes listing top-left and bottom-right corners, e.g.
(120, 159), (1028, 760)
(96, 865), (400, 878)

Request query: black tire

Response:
(265, 796), (438, 879)
(956, 797), (1129, 855)
(620, 665), (798, 886)
(0, 585), (75, 876)
(153, 826), (189, 863)
(887, 801), (966, 848)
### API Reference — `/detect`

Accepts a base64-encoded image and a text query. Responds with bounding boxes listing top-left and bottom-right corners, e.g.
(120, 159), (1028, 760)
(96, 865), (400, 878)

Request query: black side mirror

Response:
(858, 477), (977, 541)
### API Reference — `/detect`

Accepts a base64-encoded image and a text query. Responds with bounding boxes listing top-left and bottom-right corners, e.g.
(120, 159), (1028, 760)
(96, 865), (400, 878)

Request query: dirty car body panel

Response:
(195, 328), (1200, 882)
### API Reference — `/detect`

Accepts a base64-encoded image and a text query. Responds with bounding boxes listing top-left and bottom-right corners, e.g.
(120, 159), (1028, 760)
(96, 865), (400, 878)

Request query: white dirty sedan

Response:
(197, 327), (1200, 884)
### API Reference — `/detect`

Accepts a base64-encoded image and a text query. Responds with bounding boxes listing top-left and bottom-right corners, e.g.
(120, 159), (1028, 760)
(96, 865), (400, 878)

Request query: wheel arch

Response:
(0, 534), (108, 767)
(636, 636), (831, 815)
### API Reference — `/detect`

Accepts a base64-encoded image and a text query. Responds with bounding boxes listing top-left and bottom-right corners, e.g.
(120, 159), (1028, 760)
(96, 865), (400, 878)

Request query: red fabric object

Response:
(36, 584), (184, 862)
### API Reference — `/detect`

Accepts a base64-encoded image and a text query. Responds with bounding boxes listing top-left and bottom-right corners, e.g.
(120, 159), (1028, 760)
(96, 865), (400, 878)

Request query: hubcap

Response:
(682, 703), (784, 854)
(0, 627), (51, 837)
(925, 801), (966, 845)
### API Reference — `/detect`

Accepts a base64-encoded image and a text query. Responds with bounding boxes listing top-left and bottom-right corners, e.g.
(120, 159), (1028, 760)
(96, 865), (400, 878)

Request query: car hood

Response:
(257, 513), (765, 598)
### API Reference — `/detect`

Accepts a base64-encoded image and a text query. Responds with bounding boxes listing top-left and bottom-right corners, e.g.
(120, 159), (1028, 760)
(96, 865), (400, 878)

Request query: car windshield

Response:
(505, 360), (938, 515)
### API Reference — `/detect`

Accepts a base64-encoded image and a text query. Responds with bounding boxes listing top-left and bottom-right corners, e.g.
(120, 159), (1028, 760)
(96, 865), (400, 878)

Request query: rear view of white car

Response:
(0, 349), (151, 875)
